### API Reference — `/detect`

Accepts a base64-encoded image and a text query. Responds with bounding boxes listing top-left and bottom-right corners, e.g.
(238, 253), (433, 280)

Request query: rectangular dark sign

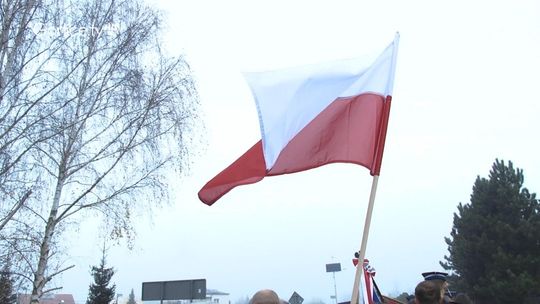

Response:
(142, 279), (206, 301)
(325, 263), (341, 272)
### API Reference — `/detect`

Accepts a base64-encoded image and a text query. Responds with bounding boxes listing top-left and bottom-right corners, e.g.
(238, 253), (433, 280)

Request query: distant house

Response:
(206, 289), (231, 304)
(158, 289), (231, 304)
(17, 293), (76, 304)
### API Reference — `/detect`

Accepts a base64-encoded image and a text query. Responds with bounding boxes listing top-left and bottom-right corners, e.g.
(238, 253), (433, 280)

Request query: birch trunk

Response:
(30, 170), (65, 303)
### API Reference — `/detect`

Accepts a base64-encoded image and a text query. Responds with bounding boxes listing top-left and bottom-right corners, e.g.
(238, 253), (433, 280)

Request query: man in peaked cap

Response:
(414, 281), (442, 304)
(422, 272), (451, 304)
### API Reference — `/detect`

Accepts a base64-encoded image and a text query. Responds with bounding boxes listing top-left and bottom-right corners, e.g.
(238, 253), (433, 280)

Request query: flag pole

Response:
(350, 175), (380, 304)
(350, 33), (399, 304)
(350, 96), (391, 304)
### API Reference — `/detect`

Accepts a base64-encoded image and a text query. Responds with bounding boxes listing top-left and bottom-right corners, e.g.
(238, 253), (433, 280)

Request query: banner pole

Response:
(350, 175), (380, 304)
(350, 32), (398, 304)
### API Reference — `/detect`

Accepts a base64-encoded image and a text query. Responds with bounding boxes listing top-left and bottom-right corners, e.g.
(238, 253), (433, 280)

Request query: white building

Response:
(205, 289), (231, 304)
(138, 289), (230, 304)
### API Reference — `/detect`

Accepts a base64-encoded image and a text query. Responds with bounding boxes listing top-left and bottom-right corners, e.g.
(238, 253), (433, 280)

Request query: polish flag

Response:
(199, 34), (399, 205)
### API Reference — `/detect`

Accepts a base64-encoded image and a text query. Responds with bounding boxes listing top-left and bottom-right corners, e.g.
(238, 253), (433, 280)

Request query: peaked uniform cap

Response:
(421, 271), (448, 281)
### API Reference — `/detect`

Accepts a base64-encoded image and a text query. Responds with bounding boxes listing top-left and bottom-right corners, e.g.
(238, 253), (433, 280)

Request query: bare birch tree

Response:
(1, 0), (199, 302)
(0, 0), (77, 292)
(0, 0), (57, 231)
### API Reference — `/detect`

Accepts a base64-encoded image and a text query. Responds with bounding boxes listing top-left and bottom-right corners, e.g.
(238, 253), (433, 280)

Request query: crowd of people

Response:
(247, 271), (474, 304)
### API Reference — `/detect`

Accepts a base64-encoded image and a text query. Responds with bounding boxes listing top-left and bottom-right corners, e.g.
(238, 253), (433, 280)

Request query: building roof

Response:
(207, 289), (230, 296)
(17, 293), (76, 304)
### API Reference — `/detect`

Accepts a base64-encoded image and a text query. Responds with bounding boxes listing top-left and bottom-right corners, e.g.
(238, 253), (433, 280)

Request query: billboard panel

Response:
(325, 263), (341, 272)
(142, 279), (206, 301)
(141, 281), (162, 301)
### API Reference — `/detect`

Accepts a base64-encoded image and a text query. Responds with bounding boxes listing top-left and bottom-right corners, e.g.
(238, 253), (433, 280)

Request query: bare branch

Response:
(42, 286), (64, 294)
(0, 189), (31, 230)
(47, 264), (75, 280)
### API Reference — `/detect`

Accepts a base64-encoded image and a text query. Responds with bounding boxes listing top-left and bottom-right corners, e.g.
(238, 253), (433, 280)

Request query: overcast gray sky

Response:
(60, 0), (540, 303)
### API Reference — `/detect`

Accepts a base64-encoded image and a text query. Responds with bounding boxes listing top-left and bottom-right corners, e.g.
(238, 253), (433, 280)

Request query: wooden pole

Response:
(350, 175), (380, 304)
(349, 32), (399, 304)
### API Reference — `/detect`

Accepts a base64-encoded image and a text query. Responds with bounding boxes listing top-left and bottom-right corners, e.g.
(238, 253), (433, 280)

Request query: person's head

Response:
(422, 271), (449, 299)
(249, 289), (281, 304)
(449, 293), (473, 304)
(422, 272), (448, 287)
(415, 281), (442, 304)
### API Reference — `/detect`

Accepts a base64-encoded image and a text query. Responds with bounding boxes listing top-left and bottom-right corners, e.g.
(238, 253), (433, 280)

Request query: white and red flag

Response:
(199, 34), (399, 205)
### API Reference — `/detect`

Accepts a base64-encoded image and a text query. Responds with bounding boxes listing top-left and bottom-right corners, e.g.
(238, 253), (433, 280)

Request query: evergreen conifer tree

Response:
(442, 160), (540, 304)
(86, 251), (116, 304)
(127, 288), (137, 304)
(0, 262), (16, 304)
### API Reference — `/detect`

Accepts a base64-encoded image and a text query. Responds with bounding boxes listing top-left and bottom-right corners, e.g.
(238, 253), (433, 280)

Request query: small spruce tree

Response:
(0, 262), (16, 304)
(127, 288), (137, 304)
(86, 250), (116, 304)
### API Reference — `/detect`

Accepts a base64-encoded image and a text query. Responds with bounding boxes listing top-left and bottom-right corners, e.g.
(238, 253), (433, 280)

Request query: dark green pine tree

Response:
(0, 262), (16, 304)
(127, 288), (137, 304)
(441, 159), (540, 304)
(86, 251), (116, 304)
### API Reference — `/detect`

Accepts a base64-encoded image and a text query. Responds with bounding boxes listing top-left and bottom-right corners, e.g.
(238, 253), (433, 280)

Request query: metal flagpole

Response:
(350, 175), (380, 304)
